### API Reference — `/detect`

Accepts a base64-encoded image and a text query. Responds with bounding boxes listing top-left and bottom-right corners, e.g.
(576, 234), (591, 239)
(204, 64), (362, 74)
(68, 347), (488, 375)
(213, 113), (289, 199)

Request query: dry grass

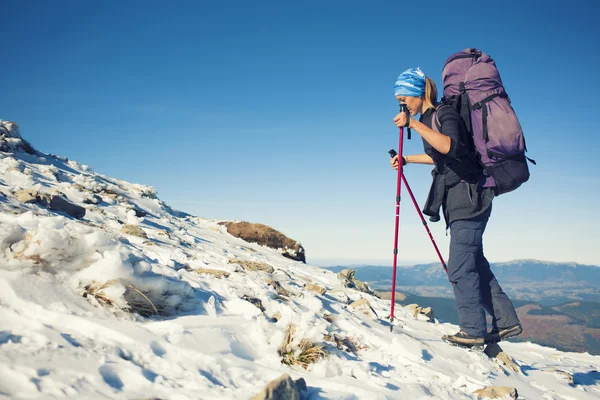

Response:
(324, 334), (367, 353)
(83, 280), (162, 317)
(14, 253), (49, 268)
(83, 280), (119, 308)
(125, 285), (160, 317)
(323, 313), (334, 323)
(279, 324), (327, 369)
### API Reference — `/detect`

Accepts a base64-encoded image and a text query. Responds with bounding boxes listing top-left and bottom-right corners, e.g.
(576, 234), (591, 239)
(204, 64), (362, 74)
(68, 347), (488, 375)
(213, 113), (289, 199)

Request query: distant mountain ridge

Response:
(325, 260), (600, 304)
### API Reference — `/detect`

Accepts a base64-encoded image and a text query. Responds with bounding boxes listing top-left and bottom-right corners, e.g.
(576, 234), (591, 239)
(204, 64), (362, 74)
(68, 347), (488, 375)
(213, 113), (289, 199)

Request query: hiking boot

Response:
(485, 324), (523, 344)
(442, 331), (485, 348)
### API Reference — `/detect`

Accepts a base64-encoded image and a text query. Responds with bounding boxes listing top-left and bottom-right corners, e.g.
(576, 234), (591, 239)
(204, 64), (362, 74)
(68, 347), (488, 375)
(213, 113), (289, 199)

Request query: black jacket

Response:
(420, 105), (494, 227)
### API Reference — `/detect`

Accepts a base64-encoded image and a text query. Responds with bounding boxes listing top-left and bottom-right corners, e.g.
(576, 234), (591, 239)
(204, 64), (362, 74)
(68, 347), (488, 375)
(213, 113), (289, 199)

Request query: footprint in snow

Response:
(150, 341), (167, 357)
(99, 365), (124, 390)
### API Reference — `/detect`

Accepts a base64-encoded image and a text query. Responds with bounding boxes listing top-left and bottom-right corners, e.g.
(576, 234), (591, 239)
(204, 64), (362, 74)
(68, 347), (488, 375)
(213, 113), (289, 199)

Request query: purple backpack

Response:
(440, 48), (535, 195)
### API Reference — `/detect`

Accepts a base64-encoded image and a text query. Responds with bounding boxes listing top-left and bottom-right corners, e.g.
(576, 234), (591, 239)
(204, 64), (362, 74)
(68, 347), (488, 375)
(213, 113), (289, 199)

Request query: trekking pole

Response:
(388, 149), (448, 274)
(389, 104), (410, 332)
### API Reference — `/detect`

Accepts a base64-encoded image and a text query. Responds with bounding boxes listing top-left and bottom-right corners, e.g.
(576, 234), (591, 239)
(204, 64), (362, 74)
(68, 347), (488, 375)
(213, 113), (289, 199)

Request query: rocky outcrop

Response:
(305, 283), (326, 295)
(473, 386), (518, 399)
(251, 374), (307, 400)
(349, 298), (378, 318)
(0, 121), (35, 154)
(192, 268), (230, 279)
(230, 259), (274, 274)
(337, 269), (374, 295)
(120, 224), (148, 238)
(484, 343), (520, 373)
(218, 221), (306, 263)
(15, 189), (86, 219)
(405, 303), (435, 323)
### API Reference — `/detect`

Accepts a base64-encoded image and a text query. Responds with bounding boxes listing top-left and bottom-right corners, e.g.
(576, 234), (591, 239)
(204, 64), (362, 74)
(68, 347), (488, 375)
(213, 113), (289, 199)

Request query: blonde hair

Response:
(422, 77), (438, 111)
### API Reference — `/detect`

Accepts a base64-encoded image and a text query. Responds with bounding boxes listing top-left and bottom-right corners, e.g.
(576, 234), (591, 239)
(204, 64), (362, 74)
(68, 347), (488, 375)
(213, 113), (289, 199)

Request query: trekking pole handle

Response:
(388, 149), (398, 158)
(398, 104), (412, 139)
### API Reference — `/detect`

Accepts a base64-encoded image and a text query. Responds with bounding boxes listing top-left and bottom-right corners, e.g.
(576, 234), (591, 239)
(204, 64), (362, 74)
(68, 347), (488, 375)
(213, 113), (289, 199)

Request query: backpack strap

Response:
(432, 103), (453, 132)
(471, 92), (508, 143)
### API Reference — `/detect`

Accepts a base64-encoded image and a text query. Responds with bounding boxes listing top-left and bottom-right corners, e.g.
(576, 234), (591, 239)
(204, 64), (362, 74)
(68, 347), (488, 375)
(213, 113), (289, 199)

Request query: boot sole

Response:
(442, 337), (485, 350)
(499, 325), (523, 340)
(485, 325), (523, 344)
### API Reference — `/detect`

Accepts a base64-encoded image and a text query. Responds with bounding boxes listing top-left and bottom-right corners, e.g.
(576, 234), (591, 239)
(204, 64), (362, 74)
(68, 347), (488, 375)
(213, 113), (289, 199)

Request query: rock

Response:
(250, 374), (306, 400)
(282, 243), (306, 263)
(45, 196), (85, 219)
(100, 190), (119, 200)
(484, 343), (520, 373)
(219, 221), (306, 263)
(421, 307), (434, 319)
(349, 298), (378, 318)
(404, 303), (434, 323)
(305, 283), (326, 295)
(193, 268), (230, 279)
(120, 224), (148, 239)
(16, 189), (38, 203)
(271, 312), (282, 322)
(267, 280), (291, 297)
(473, 386), (518, 399)
(16, 189), (86, 219)
(542, 368), (574, 383)
(242, 295), (265, 312)
(127, 206), (147, 218)
(0, 121), (36, 154)
(83, 194), (103, 205)
(230, 259), (274, 274)
(337, 269), (375, 295)
(329, 290), (351, 304)
(157, 230), (171, 237)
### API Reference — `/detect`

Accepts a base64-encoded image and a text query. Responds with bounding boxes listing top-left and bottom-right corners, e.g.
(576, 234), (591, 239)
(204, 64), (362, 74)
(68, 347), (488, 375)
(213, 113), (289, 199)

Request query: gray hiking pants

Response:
(447, 215), (520, 337)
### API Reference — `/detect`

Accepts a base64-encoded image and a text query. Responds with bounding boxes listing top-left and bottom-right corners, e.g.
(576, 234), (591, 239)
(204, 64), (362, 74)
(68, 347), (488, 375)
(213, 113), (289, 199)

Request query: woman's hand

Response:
(393, 112), (413, 129)
(390, 155), (407, 170)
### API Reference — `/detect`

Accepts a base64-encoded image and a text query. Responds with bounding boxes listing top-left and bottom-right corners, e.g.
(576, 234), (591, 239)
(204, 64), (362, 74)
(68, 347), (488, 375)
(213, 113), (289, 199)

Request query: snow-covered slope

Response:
(1, 121), (599, 399)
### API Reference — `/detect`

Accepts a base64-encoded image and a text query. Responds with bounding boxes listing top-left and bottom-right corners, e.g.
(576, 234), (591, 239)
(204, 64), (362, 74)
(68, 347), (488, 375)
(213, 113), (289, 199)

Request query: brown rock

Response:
(473, 386), (518, 399)
(193, 268), (230, 279)
(337, 269), (375, 295)
(349, 298), (378, 318)
(305, 283), (326, 295)
(484, 343), (520, 373)
(44, 195), (86, 219)
(267, 280), (291, 297)
(242, 295), (265, 312)
(16, 189), (38, 203)
(271, 312), (282, 322)
(120, 224), (148, 238)
(83, 194), (102, 205)
(230, 259), (274, 274)
(219, 221), (306, 263)
(250, 374), (306, 400)
(404, 304), (434, 323)
(100, 190), (119, 200)
(16, 189), (85, 219)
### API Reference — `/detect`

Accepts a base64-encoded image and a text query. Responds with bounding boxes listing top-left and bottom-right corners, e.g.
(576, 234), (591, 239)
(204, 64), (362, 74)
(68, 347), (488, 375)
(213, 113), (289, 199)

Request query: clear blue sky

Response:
(1, 0), (598, 266)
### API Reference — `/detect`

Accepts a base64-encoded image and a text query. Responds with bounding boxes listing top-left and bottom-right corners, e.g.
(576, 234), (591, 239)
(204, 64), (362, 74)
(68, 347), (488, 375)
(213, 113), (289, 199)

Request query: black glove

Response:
(388, 149), (407, 166)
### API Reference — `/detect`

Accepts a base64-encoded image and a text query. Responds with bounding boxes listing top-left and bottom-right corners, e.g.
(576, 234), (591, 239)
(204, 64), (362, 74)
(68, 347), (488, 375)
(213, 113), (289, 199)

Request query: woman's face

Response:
(395, 95), (423, 116)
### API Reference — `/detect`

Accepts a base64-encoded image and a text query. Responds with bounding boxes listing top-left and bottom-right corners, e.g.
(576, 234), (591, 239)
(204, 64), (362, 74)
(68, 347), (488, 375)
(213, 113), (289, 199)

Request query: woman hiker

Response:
(390, 67), (522, 348)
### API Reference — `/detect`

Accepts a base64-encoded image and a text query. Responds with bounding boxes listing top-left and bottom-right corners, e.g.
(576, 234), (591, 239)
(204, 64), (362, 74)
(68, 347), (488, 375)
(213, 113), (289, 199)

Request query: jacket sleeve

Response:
(437, 107), (468, 159)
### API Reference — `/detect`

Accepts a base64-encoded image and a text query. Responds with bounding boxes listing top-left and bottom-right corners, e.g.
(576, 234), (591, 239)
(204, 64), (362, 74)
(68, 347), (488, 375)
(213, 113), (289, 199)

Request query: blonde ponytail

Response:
(422, 77), (438, 111)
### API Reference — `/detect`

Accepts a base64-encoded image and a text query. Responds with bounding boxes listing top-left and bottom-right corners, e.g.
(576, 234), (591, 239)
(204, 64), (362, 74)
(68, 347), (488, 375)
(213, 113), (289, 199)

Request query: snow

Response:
(1, 120), (599, 399)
